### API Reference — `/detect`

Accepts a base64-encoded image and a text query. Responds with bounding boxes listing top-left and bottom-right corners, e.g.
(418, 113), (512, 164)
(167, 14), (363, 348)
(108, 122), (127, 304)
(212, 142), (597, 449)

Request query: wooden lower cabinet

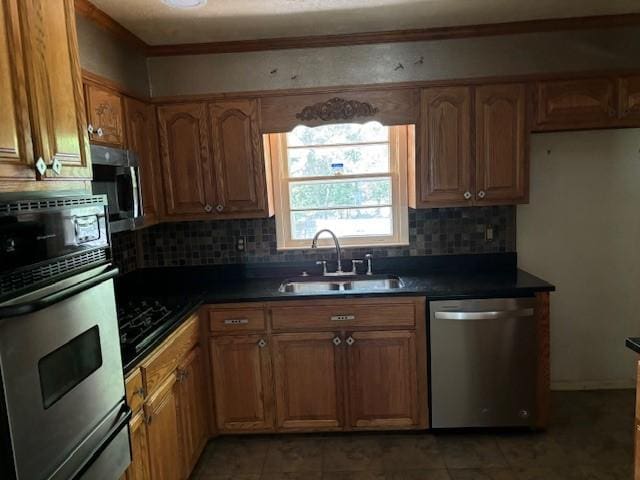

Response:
(176, 346), (209, 478)
(347, 330), (419, 429)
(124, 410), (151, 480)
(272, 332), (345, 430)
(636, 418), (640, 480)
(145, 373), (183, 480)
(210, 334), (275, 432)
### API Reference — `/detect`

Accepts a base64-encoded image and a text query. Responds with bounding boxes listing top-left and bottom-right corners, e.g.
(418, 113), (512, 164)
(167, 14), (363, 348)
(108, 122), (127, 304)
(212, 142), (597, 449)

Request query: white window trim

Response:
(266, 125), (411, 251)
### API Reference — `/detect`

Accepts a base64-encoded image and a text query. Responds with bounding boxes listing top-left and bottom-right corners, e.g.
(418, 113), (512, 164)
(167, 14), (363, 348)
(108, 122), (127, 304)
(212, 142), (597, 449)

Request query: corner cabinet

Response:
(157, 99), (271, 221)
(475, 83), (528, 204)
(18, 0), (91, 180)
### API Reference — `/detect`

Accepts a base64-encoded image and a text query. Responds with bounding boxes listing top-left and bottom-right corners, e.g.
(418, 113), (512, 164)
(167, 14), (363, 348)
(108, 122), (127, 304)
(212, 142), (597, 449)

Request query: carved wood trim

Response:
(295, 97), (379, 122)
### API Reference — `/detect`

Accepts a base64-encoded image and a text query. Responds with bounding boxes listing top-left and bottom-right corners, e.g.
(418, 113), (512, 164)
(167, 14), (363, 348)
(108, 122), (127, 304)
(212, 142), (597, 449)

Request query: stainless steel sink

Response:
(279, 275), (404, 293)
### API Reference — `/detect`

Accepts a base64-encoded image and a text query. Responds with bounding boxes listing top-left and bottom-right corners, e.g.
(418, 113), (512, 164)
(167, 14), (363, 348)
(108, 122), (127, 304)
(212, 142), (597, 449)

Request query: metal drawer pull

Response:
(134, 387), (146, 398)
(258, 339), (267, 348)
(331, 314), (355, 321)
(224, 318), (249, 325)
(332, 336), (342, 346)
(346, 336), (355, 346)
(434, 309), (534, 321)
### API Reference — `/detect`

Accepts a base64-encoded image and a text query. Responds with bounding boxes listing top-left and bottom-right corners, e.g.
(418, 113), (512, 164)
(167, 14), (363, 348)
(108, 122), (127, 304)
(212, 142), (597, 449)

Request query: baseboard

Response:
(551, 379), (636, 391)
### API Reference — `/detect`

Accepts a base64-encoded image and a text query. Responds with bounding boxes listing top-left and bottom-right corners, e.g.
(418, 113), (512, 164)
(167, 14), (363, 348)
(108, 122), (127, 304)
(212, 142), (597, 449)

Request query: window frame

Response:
(266, 124), (411, 251)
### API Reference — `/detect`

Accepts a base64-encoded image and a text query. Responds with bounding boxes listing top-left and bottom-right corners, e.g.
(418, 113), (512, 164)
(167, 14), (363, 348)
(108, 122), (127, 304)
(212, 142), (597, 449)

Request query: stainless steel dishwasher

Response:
(430, 297), (537, 428)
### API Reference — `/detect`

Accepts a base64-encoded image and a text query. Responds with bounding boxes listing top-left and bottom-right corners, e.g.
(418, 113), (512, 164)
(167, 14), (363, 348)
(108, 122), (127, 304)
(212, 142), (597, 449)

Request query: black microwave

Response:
(91, 145), (144, 233)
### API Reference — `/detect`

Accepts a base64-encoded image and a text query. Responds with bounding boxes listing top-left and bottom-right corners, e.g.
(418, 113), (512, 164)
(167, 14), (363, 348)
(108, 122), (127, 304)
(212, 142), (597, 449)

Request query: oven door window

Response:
(38, 326), (103, 409)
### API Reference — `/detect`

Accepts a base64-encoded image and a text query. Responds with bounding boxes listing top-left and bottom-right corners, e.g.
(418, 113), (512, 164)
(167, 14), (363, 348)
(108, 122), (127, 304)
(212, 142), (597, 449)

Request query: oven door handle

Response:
(71, 404), (132, 480)
(0, 266), (119, 319)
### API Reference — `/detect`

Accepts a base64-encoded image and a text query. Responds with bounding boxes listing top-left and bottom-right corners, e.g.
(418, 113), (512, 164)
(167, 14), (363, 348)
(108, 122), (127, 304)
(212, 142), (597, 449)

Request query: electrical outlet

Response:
(236, 236), (246, 252)
(485, 225), (494, 242)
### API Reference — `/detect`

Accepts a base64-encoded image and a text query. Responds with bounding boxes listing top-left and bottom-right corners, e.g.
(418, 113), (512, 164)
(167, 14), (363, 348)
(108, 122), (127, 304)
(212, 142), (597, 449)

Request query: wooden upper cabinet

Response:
(619, 75), (640, 123)
(85, 84), (125, 147)
(18, 0), (91, 179)
(209, 335), (275, 432)
(145, 373), (183, 480)
(209, 99), (268, 215)
(176, 346), (208, 479)
(417, 86), (472, 206)
(158, 103), (215, 217)
(0, 0), (34, 182)
(347, 330), (419, 429)
(272, 332), (344, 430)
(475, 83), (528, 204)
(125, 97), (162, 222)
(534, 77), (616, 131)
(123, 411), (151, 480)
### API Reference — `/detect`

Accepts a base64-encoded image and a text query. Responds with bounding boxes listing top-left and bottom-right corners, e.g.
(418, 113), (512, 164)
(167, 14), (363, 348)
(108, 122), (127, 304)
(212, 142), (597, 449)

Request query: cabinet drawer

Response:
(270, 299), (417, 331)
(141, 313), (200, 396)
(125, 368), (145, 414)
(208, 306), (266, 333)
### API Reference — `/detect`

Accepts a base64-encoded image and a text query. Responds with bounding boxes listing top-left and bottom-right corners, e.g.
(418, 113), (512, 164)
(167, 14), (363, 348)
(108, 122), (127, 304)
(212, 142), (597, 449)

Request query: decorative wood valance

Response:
(295, 97), (379, 122)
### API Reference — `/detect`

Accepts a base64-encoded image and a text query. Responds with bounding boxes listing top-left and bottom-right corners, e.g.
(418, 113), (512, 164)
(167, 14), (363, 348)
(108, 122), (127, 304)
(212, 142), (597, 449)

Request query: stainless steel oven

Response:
(0, 195), (130, 480)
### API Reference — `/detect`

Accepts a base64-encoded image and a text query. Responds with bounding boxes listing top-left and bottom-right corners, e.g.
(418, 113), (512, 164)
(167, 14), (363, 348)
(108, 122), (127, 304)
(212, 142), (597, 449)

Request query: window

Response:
(267, 122), (412, 250)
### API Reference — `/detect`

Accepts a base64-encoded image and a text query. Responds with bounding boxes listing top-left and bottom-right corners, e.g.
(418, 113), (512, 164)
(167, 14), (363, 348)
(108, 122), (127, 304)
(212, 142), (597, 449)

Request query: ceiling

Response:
(89, 0), (640, 46)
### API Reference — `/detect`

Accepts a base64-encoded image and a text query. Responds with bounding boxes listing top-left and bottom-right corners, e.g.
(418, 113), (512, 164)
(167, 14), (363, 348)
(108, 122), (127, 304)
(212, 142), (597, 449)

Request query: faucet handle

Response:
(316, 260), (328, 276)
(351, 259), (364, 274)
(365, 254), (373, 275)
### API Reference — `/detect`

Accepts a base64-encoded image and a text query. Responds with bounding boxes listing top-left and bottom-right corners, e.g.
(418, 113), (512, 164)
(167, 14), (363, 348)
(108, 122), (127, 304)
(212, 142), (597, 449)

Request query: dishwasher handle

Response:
(434, 308), (534, 320)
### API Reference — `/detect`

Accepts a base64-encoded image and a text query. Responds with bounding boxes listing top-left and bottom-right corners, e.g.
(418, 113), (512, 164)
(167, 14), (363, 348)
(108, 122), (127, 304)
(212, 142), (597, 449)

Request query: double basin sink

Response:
(279, 274), (404, 293)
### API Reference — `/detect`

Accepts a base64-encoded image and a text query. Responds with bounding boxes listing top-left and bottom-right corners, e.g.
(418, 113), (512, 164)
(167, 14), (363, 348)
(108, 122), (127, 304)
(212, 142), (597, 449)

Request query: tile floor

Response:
(191, 390), (634, 480)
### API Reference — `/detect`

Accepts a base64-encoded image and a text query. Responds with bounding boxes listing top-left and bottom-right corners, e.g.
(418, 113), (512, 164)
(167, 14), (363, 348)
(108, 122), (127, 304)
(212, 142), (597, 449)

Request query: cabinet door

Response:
(123, 410), (151, 480)
(534, 78), (616, 130)
(209, 335), (275, 432)
(145, 373), (182, 480)
(158, 103), (215, 217)
(619, 75), (640, 124)
(272, 332), (344, 430)
(19, 0), (91, 179)
(346, 330), (419, 429)
(125, 97), (162, 222)
(0, 0), (34, 181)
(85, 84), (125, 147)
(475, 83), (528, 204)
(209, 100), (268, 215)
(176, 346), (208, 479)
(418, 87), (472, 206)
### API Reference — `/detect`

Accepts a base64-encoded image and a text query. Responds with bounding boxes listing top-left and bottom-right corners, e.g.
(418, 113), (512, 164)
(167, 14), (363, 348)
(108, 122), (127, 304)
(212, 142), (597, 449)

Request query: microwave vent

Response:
(0, 196), (105, 215)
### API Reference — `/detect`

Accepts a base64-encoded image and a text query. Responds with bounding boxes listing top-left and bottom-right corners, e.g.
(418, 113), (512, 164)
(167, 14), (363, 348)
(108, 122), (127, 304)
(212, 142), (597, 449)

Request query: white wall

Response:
(518, 129), (640, 390)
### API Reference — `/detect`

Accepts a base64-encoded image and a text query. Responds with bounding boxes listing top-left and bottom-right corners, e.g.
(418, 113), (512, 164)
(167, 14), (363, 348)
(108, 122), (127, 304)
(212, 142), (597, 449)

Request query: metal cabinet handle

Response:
(332, 336), (342, 346)
(223, 318), (249, 325)
(331, 314), (355, 321)
(35, 157), (47, 175)
(258, 339), (267, 348)
(477, 191), (486, 199)
(87, 124), (94, 135)
(463, 191), (472, 200)
(434, 308), (534, 320)
(346, 336), (355, 346)
(204, 204), (213, 213)
(97, 127), (104, 137)
(216, 204), (224, 212)
(608, 107), (617, 118)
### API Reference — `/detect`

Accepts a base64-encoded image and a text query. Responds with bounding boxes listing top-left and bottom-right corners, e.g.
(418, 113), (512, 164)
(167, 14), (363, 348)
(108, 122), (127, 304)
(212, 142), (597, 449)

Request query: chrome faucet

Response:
(311, 229), (344, 275)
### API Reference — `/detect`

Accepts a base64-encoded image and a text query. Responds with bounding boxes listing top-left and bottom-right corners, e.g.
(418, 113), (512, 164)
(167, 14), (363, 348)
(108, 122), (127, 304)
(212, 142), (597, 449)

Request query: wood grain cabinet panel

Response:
(210, 334), (275, 432)
(123, 410), (151, 480)
(125, 97), (163, 223)
(209, 99), (268, 215)
(417, 86), (472, 206)
(347, 330), (419, 429)
(475, 83), (528, 204)
(18, 0), (91, 179)
(272, 332), (344, 430)
(145, 373), (182, 480)
(534, 78), (616, 130)
(176, 346), (209, 479)
(85, 84), (124, 147)
(619, 75), (640, 124)
(125, 368), (145, 415)
(158, 103), (215, 217)
(0, 0), (34, 181)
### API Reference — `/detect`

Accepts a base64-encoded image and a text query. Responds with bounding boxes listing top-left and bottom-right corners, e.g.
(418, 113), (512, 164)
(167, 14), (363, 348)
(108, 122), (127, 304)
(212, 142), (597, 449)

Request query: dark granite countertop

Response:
(626, 338), (640, 354)
(116, 253), (555, 372)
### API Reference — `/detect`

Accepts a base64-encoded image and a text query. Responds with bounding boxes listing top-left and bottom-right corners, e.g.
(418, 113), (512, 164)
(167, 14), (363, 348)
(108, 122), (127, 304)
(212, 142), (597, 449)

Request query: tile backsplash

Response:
(112, 207), (515, 270)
